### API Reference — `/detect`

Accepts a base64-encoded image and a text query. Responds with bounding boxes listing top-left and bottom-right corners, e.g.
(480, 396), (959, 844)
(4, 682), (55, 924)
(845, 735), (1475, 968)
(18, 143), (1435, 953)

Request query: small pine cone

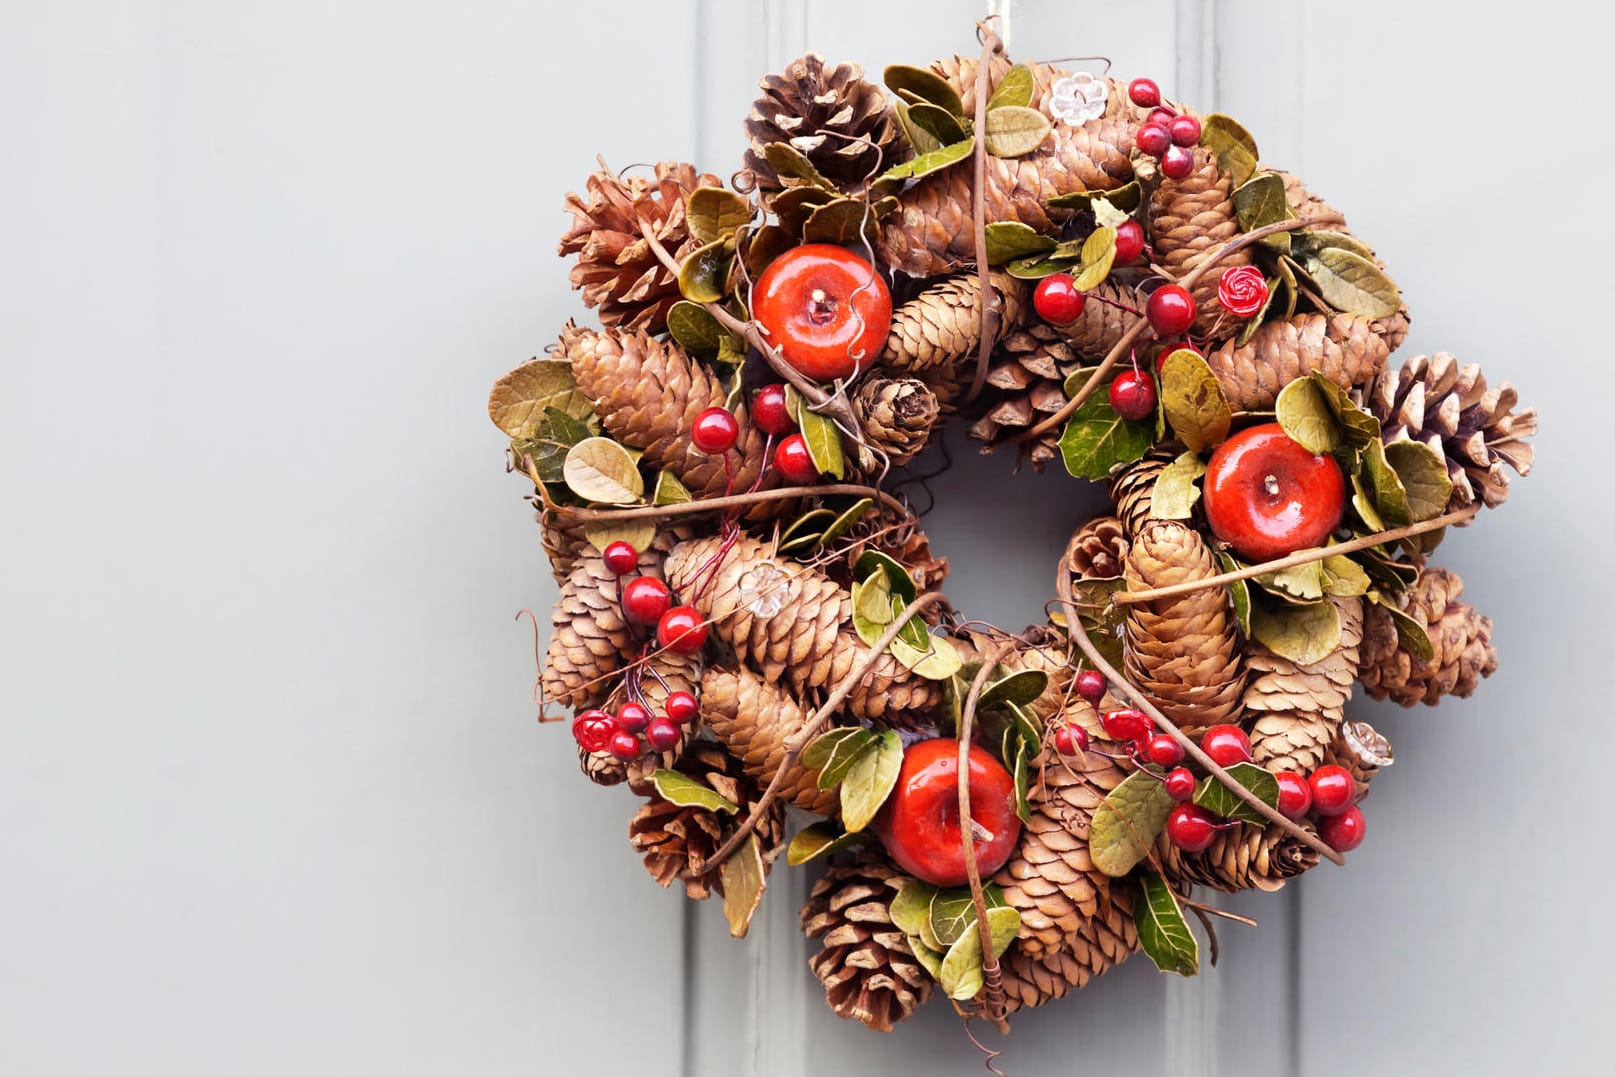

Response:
(700, 665), (838, 815)
(1146, 140), (1251, 334)
(1360, 352), (1537, 511)
(1157, 819), (1322, 893)
(967, 322), (1081, 468)
(543, 545), (657, 711)
(998, 893), (1139, 1014)
(743, 53), (907, 205)
(1109, 449), (1178, 539)
(627, 744), (784, 900)
(560, 324), (784, 516)
(663, 535), (941, 726)
(881, 271), (1028, 377)
(578, 648), (705, 789)
(558, 161), (719, 334)
(1358, 567), (1498, 706)
(1204, 312), (1390, 411)
(1247, 597), (1364, 775)
(801, 851), (935, 1032)
(1069, 516), (1129, 580)
(850, 519), (950, 597)
(851, 375), (939, 471)
(1320, 719), (1394, 802)
(538, 508), (590, 585)
(1122, 521), (1247, 737)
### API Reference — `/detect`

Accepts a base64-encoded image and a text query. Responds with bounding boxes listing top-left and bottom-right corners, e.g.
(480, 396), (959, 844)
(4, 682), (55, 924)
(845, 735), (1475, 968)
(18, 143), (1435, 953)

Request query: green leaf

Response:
(978, 668), (1050, 710)
(1200, 113), (1259, 187)
(509, 406), (593, 486)
(1058, 390), (1155, 480)
(884, 64), (966, 117)
(785, 822), (865, 866)
(1383, 440), (1453, 523)
(987, 63), (1035, 109)
(890, 879), (942, 938)
(1160, 348), (1233, 453)
(819, 498), (873, 546)
(1376, 598), (1435, 662)
(1307, 373), (1382, 449)
(1048, 180), (1142, 214)
(802, 198), (879, 247)
(652, 470), (692, 507)
(874, 138), (974, 192)
(938, 906), (1021, 1000)
(852, 572), (894, 644)
(983, 105), (1052, 157)
(1005, 700), (1042, 749)
(854, 550), (917, 602)
(1294, 229), (1377, 261)
(665, 301), (728, 357)
(889, 608), (963, 680)
(839, 731), (904, 832)
(649, 769), (739, 813)
(1004, 255), (1079, 280)
(1151, 451), (1206, 520)
(1193, 761), (1282, 825)
(1009, 730), (1032, 825)
(741, 222), (796, 278)
(1089, 770), (1178, 877)
(908, 936), (946, 981)
(563, 436), (645, 505)
(983, 221), (1057, 265)
(720, 833), (767, 938)
(1275, 376), (1342, 454)
(1361, 437), (1412, 528)
(928, 884), (1008, 948)
(893, 101), (944, 156)
(798, 405), (846, 479)
(686, 186), (751, 244)
(489, 359), (592, 438)
(762, 142), (833, 190)
(904, 101), (970, 147)
(1321, 554), (1371, 597)
(801, 728), (875, 783)
(1070, 226), (1117, 292)
(1136, 874), (1199, 977)
(1231, 172), (1295, 252)
(1249, 596), (1342, 666)
(1257, 559), (1326, 603)
(1219, 552), (1253, 636)
(677, 236), (735, 303)
(1303, 247), (1402, 319)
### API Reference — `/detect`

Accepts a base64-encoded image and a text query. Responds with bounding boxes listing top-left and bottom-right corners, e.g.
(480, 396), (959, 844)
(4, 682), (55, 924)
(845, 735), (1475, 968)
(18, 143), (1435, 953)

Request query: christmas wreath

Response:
(489, 26), (1536, 1036)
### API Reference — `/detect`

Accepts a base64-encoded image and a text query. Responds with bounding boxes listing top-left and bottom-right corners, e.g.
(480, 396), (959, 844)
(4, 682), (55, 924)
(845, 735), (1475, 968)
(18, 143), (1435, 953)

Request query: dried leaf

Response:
(984, 221), (1057, 265)
(1232, 172), (1295, 252)
(819, 498), (873, 545)
(1257, 559), (1326, 603)
(1058, 390), (1155, 480)
(802, 198), (879, 247)
(1136, 873), (1199, 977)
(652, 470), (692, 506)
(785, 822), (862, 866)
(802, 728), (878, 788)
(987, 63), (1035, 110)
(1248, 596), (1341, 666)
(1152, 451), (1207, 519)
(1295, 229), (1376, 261)
(1160, 349), (1233, 453)
(1275, 376), (1341, 455)
(650, 769), (739, 814)
(893, 100), (944, 156)
(854, 550), (917, 602)
(763, 142), (834, 190)
(905, 101), (970, 146)
(678, 236), (735, 303)
(1199, 113), (1258, 188)
(890, 879), (941, 938)
(1377, 599), (1435, 662)
(977, 669), (1049, 710)
(583, 517), (656, 553)
(1048, 180), (1142, 214)
(1192, 761), (1281, 825)
(1090, 770), (1177, 877)
(839, 731), (903, 832)
(510, 407), (593, 486)
(1384, 440), (1453, 523)
(686, 186), (751, 244)
(883, 65), (965, 117)
(1070, 226), (1117, 292)
(1361, 438), (1411, 529)
(562, 437), (645, 505)
(875, 138), (975, 192)
(1303, 247), (1402, 319)
(798, 404), (846, 480)
(1321, 554), (1371, 598)
(983, 105), (1052, 158)
(720, 833), (766, 938)
(489, 359), (591, 438)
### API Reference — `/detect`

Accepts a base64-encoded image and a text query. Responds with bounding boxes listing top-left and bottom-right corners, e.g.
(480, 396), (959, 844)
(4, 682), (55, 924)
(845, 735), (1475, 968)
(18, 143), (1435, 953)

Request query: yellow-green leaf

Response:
(1070, 226), (1117, 292)
(762, 142), (833, 190)
(1059, 384), (1154, 479)
(820, 498), (873, 545)
(904, 101), (970, 146)
(874, 138), (974, 192)
(650, 769), (739, 813)
(1048, 180), (1142, 214)
(938, 906), (1022, 1000)
(890, 630), (963, 681)
(1321, 553), (1371, 597)
(984, 221), (1057, 265)
(1249, 597), (1341, 666)
(798, 405), (846, 479)
(1362, 437), (1411, 528)
(1384, 440), (1453, 522)
(1192, 761), (1281, 825)
(678, 236), (734, 303)
(785, 822), (862, 866)
(1152, 451), (1207, 520)
(1232, 172), (1295, 251)
(1136, 874), (1199, 977)
(1275, 376), (1341, 454)
(1160, 349), (1233, 453)
(562, 437), (645, 505)
(890, 879), (942, 938)
(1200, 113), (1259, 187)
(1304, 247), (1402, 319)
(893, 100), (944, 156)
(488, 359), (592, 438)
(583, 517), (656, 554)
(719, 833), (766, 938)
(686, 186), (751, 244)
(802, 198), (879, 247)
(1258, 559), (1326, 602)
(839, 731), (903, 832)
(983, 105), (1051, 158)
(652, 470), (692, 506)
(978, 669), (1049, 711)
(987, 63), (1035, 110)
(883, 65), (965, 117)
(1376, 598), (1435, 662)
(1089, 770), (1177, 877)
(801, 728), (878, 788)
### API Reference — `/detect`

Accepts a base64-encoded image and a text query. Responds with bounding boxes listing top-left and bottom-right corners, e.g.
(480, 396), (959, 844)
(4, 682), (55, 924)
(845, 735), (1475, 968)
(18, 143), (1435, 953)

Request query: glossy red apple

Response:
(874, 738), (1021, 887)
(1202, 423), (1346, 562)
(752, 243), (891, 382)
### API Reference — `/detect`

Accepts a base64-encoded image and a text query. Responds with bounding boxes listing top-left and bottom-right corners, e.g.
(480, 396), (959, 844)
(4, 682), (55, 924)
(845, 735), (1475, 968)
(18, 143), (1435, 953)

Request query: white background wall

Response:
(2, 2), (1609, 1075)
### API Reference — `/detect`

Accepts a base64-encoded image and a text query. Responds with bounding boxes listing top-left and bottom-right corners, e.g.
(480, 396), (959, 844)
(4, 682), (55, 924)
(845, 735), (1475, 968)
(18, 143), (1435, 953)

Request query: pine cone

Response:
(879, 59), (1146, 277)
(1320, 719), (1393, 802)
(1247, 597), (1364, 775)
(1358, 567), (1497, 706)
(1122, 521), (1246, 736)
(1068, 516), (1129, 580)
(1360, 352), (1537, 510)
(998, 903), (1139, 1014)
(1157, 819), (1321, 893)
(538, 508), (590, 585)
(744, 53), (906, 205)
(954, 626), (1075, 725)
(1204, 312), (1390, 410)
(663, 535), (942, 726)
(627, 744), (783, 900)
(1109, 449), (1177, 539)
(850, 375), (938, 471)
(700, 665), (838, 815)
(800, 851), (934, 1032)
(543, 545), (656, 711)
(1147, 139), (1251, 334)
(968, 323), (1076, 468)
(558, 161), (718, 334)
(578, 648), (705, 789)
(843, 515), (950, 597)
(881, 271), (1027, 381)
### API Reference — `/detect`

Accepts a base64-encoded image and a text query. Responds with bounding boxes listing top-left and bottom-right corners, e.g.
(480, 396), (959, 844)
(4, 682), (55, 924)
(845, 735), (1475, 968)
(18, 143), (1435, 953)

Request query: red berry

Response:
(1114, 219), (1145, 266)
(1309, 765), (1356, 817)
(1200, 724), (1253, 767)
(621, 576), (672, 626)
(657, 605), (708, 654)
(608, 731), (642, 761)
(1100, 708), (1150, 742)
(1146, 108), (1176, 129)
(1108, 368), (1157, 422)
(750, 384), (794, 436)
(753, 244), (892, 382)
(1274, 771), (1313, 819)
(571, 709), (617, 754)
(1202, 423), (1347, 562)
(1154, 341), (1202, 375)
(644, 716), (681, 752)
(601, 540), (638, 576)
(773, 433), (819, 485)
(1127, 78), (1161, 108)
(1074, 669), (1107, 706)
(1318, 804), (1366, 851)
(1166, 803), (1218, 852)
(1146, 284), (1197, 335)
(615, 701), (650, 734)
(1145, 733), (1185, 767)
(1160, 144), (1194, 180)
(1164, 767), (1196, 802)
(1136, 123), (1172, 158)
(691, 406), (739, 454)
(1033, 273), (1086, 325)
(1168, 114), (1202, 147)
(1053, 724), (1089, 756)
(664, 690), (699, 725)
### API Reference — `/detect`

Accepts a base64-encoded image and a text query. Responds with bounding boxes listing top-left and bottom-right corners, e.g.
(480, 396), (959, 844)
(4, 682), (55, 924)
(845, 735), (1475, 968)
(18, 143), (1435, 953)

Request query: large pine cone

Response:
(1147, 138), (1250, 334)
(1358, 567), (1497, 706)
(850, 375), (939, 471)
(700, 665), (838, 815)
(1157, 819), (1321, 893)
(968, 322), (1078, 468)
(800, 852), (934, 1032)
(1122, 521), (1246, 736)
(743, 53), (906, 204)
(1360, 352), (1537, 511)
(998, 895), (1138, 1014)
(578, 648), (704, 789)
(663, 535), (942, 726)
(537, 507), (589, 585)
(627, 744), (784, 900)
(1247, 597), (1364, 775)
(558, 161), (718, 334)
(542, 544), (658, 711)
(1204, 312), (1390, 411)
(881, 271), (1028, 379)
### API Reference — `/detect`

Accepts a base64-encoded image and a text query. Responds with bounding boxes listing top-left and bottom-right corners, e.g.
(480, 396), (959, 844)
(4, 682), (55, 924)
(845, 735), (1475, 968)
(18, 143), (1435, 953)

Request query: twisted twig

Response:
(958, 639), (1013, 1031)
(965, 21), (1006, 405)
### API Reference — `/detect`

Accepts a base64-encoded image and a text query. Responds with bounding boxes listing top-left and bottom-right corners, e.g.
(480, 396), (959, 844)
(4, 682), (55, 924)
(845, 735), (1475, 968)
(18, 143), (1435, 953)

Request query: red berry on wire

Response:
(1146, 107), (1175, 129)
(1053, 723), (1089, 756)
(1033, 273), (1086, 325)
(1160, 144), (1194, 180)
(1145, 733), (1185, 768)
(1074, 669), (1107, 705)
(601, 541), (638, 576)
(1168, 114), (1202, 147)
(1146, 284), (1197, 335)
(691, 406), (739, 454)
(1318, 804), (1366, 851)
(1200, 724), (1253, 767)
(621, 576), (672, 626)
(657, 605), (708, 654)
(773, 433), (819, 484)
(1136, 123), (1172, 158)
(608, 731), (643, 761)
(1274, 770), (1313, 819)
(1114, 219), (1145, 266)
(1309, 765), (1356, 816)
(615, 701), (650, 734)
(1100, 708), (1150, 742)
(1164, 767), (1196, 802)
(644, 716), (681, 752)
(664, 690), (699, 725)
(750, 384), (794, 436)
(1108, 368), (1157, 422)
(1166, 803), (1218, 851)
(1128, 78), (1161, 108)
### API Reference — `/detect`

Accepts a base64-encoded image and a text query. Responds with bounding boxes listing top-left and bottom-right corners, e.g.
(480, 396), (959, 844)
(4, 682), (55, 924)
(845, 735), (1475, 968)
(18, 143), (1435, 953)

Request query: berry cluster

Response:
(1128, 78), (1201, 181)
(604, 540), (709, 656)
(571, 689), (701, 762)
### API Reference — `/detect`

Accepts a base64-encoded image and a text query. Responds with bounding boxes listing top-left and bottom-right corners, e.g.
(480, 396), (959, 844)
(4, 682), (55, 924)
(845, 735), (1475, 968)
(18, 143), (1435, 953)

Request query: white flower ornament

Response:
(1048, 72), (1108, 126)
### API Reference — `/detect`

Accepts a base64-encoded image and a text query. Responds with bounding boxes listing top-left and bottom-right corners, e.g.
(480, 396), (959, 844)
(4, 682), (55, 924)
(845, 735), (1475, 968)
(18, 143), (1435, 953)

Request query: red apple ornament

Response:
(753, 244), (892, 382)
(1202, 423), (1346, 562)
(874, 738), (1022, 888)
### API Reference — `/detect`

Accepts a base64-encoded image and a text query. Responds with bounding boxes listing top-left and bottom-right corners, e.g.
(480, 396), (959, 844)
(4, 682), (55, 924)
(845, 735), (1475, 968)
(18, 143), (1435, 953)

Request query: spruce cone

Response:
(1358, 567), (1497, 706)
(1146, 140), (1250, 334)
(1360, 352), (1537, 510)
(560, 323), (783, 516)
(1122, 521), (1246, 736)
(968, 322), (1079, 468)
(879, 59), (1146, 277)
(1068, 516), (1129, 580)
(1157, 819), (1321, 893)
(1109, 449), (1177, 539)
(663, 535), (941, 725)
(700, 665), (838, 815)
(1320, 719), (1393, 802)
(543, 545), (659, 711)
(998, 903), (1139, 1014)
(558, 161), (718, 334)
(578, 648), (705, 789)
(538, 508), (590, 585)
(628, 744), (784, 900)
(851, 375), (938, 471)
(743, 53), (906, 205)
(1247, 597), (1364, 775)
(1204, 312), (1390, 410)
(801, 852), (934, 1032)
(881, 271), (1027, 377)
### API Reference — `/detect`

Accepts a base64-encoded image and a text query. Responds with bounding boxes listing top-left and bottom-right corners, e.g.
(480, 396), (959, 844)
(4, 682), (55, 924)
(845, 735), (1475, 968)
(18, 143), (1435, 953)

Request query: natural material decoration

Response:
(491, 21), (1535, 1048)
